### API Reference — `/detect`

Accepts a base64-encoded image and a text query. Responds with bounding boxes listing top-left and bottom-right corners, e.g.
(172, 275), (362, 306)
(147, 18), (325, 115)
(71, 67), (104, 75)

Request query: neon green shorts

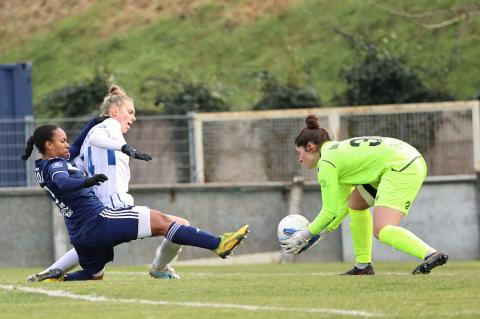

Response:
(373, 156), (427, 215)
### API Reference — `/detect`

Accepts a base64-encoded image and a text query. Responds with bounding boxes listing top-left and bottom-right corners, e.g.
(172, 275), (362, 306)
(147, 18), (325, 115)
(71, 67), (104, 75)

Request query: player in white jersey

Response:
(75, 117), (135, 209)
(28, 85), (189, 281)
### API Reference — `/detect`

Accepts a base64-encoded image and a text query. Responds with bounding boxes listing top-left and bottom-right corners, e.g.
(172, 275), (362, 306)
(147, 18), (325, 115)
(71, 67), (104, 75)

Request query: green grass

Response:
(1, 262), (480, 318)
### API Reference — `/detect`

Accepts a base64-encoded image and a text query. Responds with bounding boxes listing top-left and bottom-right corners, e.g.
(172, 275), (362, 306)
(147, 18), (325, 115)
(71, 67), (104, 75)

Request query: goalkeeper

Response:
(281, 114), (448, 275)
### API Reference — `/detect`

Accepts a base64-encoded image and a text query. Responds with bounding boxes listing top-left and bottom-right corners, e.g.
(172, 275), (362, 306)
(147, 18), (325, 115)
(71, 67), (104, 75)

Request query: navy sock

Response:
(166, 222), (221, 250)
(64, 270), (93, 281)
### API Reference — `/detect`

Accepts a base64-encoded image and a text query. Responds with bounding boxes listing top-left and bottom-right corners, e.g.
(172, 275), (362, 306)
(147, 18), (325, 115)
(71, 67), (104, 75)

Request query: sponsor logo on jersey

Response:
(51, 162), (63, 169)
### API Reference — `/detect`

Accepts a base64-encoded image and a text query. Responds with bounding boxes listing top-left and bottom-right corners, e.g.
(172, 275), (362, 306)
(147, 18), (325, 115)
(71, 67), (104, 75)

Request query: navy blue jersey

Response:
(35, 157), (105, 234)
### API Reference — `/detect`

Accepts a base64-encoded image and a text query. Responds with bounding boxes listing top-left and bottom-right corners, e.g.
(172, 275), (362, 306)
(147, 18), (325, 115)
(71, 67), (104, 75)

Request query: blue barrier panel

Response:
(0, 63), (33, 187)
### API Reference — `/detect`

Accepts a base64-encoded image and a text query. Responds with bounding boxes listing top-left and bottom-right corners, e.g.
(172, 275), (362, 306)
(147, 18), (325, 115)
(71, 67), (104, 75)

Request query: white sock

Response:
(152, 239), (182, 271)
(44, 248), (79, 273)
(355, 262), (370, 270)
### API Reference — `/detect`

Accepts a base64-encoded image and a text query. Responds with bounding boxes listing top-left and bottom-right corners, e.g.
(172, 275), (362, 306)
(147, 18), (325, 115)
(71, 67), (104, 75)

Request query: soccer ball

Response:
(277, 214), (309, 242)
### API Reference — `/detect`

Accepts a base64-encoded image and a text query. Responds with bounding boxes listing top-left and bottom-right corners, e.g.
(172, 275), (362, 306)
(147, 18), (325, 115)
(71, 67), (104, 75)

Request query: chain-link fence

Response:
(339, 108), (475, 176)
(194, 101), (479, 182)
(0, 118), (30, 187)
(1, 101), (478, 187)
(12, 115), (193, 187)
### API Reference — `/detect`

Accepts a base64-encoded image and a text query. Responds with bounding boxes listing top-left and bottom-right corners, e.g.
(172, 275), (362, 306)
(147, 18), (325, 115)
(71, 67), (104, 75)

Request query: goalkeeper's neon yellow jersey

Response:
(308, 137), (421, 235)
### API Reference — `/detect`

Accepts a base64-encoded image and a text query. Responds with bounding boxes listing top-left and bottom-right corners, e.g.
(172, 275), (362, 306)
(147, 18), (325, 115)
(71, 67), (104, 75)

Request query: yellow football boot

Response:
(214, 225), (249, 259)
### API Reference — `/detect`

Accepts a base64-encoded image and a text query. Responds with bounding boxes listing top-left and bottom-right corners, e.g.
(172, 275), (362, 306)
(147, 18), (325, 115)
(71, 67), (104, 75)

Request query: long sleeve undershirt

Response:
(69, 118), (98, 158)
(89, 125), (124, 151)
(51, 170), (85, 192)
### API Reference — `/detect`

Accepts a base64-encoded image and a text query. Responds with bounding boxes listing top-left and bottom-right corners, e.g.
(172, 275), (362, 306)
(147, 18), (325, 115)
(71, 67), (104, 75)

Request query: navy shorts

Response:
(70, 206), (151, 275)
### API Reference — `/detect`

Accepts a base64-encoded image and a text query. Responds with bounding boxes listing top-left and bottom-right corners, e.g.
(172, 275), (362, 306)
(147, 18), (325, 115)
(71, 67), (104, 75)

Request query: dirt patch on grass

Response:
(0, 0), (94, 33)
(0, 0), (296, 51)
(0, 0), (95, 51)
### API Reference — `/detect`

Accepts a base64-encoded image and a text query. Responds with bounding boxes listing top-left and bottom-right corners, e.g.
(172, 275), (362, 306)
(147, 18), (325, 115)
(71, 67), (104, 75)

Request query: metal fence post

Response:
(188, 112), (205, 183)
(187, 112), (197, 183)
(473, 101), (480, 256)
(24, 115), (36, 186)
(472, 102), (480, 173)
(280, 175), (305, 264)
(194, 114), (205, 183)
(327, 112), (341, 140)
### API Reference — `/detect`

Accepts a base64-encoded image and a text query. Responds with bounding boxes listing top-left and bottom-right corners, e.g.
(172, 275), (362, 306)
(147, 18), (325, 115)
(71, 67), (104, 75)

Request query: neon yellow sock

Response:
(378, 225), (434, 260)
(349, 208), (372, 264)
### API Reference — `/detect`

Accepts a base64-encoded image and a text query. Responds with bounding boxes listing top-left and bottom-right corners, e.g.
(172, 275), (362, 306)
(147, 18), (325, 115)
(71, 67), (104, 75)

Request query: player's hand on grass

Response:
(121, 144), (152, 161)
(280, 229), (313, 254)
(83, 174), (108, 188)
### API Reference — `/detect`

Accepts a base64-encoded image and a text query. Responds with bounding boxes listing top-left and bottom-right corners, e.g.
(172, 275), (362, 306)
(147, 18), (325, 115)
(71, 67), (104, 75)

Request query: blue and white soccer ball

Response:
(277, 214), (309, 242)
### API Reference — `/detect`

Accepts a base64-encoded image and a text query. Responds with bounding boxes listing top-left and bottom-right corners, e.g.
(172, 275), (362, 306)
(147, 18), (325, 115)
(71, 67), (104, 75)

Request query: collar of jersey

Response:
(317, 141), (333, 170)
(319, 141), (333, 157)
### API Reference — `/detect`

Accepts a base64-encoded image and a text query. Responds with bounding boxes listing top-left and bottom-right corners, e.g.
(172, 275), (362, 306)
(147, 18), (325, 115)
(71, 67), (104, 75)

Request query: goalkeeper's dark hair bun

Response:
(294, 114), (331, 149)
(305, 114), (320, 130)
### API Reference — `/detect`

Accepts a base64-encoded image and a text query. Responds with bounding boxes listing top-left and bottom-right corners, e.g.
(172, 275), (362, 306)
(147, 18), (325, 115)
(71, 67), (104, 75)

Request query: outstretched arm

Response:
(89, 125), (124, 150)
(89, 123), (152, 161)
(53, 172), (108, 192)
(308, 161), (341, 235)
(48, 160), (108, 192)
(69, 116), (109, 158)
(280, 161), (350, 255)
(51, 170), (85, 192)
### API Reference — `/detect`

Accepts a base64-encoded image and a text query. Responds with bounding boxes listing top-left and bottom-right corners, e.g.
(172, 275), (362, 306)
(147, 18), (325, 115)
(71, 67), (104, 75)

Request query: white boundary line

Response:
(2, 284), (479, 317)
(0, 285), (383, 318)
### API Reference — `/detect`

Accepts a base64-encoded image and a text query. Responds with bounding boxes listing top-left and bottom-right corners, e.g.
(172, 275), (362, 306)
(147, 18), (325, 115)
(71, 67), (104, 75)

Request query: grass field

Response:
(1, 261), (480, 319)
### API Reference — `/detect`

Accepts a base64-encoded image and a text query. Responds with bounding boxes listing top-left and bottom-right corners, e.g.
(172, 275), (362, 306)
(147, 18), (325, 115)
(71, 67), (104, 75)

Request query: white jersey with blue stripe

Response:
(74, 118), (133, 209)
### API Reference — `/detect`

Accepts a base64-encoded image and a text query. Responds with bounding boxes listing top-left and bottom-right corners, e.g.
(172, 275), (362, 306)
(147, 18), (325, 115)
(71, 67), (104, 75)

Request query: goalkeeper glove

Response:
(280, 229), (313, 254)
(298, 234), (321, 254)
(121, 144), (152, 161)
(83, 174), (108, 188)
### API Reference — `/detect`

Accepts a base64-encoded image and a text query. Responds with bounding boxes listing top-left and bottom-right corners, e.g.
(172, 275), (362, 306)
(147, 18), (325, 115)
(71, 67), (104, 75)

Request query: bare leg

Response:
(374, 206), (434, 259)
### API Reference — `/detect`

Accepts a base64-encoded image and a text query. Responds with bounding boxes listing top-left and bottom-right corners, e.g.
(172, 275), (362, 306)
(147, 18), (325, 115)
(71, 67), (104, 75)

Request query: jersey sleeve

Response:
(89, 119), (124, 151)
(47, 159), (85, 192)
(336, 184), (352, 217)
(69, 117), (99, 158)
(308, 159), (351, 235)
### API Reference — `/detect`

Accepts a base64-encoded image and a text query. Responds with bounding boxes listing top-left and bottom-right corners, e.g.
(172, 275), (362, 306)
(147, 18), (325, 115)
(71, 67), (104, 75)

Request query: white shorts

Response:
(135, 205), (152, 238)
